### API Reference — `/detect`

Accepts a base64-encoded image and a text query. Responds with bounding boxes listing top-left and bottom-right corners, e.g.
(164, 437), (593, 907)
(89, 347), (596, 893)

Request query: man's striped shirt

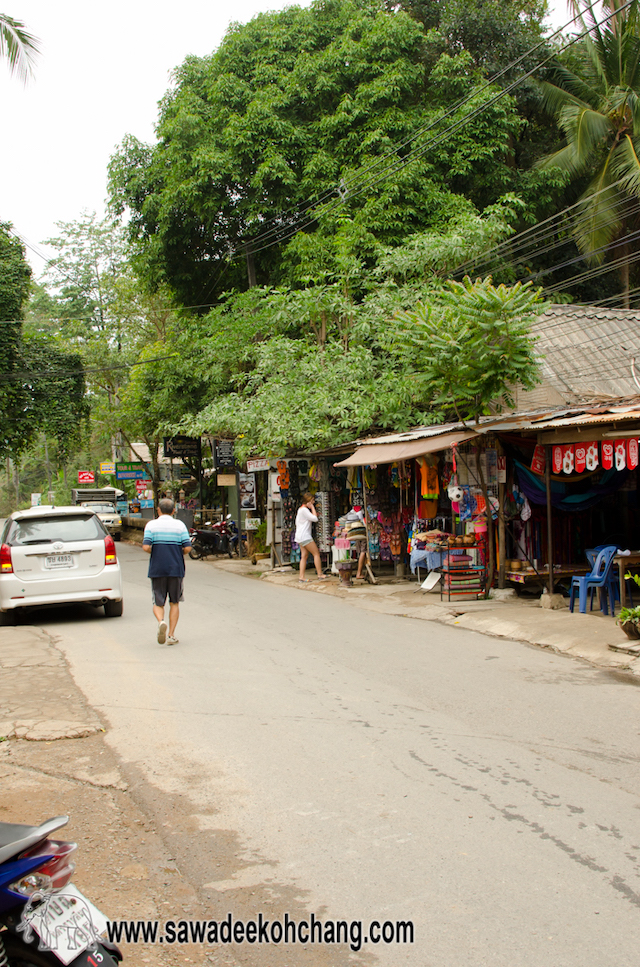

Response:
(142, 514), (191, 577)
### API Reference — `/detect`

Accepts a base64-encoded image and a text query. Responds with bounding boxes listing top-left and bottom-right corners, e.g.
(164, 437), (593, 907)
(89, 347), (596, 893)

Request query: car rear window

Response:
(9, 514), (106, 545)
(81, 504), (116, 513)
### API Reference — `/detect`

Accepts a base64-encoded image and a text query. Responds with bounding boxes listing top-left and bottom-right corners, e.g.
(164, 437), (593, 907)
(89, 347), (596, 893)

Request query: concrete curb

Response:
(206, 557), (640, 677)
(0, 626), (103, 741)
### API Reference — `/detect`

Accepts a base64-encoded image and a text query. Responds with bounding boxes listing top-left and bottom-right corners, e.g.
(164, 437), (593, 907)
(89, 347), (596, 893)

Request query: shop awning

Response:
(333, 430), (479, 467)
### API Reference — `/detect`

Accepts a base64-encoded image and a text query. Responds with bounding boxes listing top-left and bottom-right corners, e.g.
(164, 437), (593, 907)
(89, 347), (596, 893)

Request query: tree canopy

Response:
(108, 0), (556, 308)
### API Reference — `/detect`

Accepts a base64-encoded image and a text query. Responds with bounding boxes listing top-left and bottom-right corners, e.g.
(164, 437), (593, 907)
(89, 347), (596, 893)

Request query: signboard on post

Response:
(31, 493), (41, 506)
(99, 461), (116, 475)
(246, 458), (270, 473)
(215, 439), (235, 468)
(116, 462), (148, 480)
(217, 473), (236, 487)
(163, 435), (201, 460)
(239, 473), (256, 510)
(78, 470), (95, 484)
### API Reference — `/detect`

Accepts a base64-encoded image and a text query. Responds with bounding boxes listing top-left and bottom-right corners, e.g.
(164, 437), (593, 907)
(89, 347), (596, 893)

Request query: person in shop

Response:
(349, 505), (368, 582)
(295, 492), (327, 583)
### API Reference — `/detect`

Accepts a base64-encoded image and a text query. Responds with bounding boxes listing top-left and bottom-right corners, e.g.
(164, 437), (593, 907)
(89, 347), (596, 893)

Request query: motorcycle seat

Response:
(0, 816), (69, 864)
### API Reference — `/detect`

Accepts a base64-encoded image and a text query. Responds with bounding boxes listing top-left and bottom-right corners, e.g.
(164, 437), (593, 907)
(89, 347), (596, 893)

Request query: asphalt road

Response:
(37, 543), (640, 967)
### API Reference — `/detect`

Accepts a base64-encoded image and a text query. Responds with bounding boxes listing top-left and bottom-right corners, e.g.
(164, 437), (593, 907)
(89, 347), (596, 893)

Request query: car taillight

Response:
(1, 543), (13, 573)
(104, 534), (117, 565)
(9, 839), (77, 896)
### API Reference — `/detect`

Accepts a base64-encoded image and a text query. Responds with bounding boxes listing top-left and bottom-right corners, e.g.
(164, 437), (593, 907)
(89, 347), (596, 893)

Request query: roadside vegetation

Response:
(2, 0), (639, 508)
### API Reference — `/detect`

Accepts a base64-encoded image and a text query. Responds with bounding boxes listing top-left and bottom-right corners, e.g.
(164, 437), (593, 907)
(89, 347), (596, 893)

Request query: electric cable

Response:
(235, 0), (636, 259)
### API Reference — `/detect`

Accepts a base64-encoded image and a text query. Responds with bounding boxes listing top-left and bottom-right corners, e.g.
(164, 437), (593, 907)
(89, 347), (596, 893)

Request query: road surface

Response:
(37, 543), (640, 967)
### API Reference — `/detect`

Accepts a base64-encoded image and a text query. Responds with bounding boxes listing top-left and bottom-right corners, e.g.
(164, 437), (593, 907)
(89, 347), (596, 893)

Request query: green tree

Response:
(0, 13), (39, 81)
(393, 276), (543, 591)
(0, 222), (31, 458)
(108, 0), (530, 307)
(537, 0), (640, 305)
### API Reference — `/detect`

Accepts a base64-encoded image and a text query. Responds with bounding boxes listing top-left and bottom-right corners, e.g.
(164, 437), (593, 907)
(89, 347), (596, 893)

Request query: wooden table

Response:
(615, 552), (640, 609)
(506, 566), (589, 590)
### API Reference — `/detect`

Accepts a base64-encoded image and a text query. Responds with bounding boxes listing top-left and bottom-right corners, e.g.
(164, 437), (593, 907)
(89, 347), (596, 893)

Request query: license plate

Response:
(45, 554), (73, 569)
(22, 883), (109, 965)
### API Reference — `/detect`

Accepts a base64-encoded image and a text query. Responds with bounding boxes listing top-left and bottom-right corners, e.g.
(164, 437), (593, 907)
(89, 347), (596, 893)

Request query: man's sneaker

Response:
(167, 635), (179, 645)
(157, 620), (168, 644)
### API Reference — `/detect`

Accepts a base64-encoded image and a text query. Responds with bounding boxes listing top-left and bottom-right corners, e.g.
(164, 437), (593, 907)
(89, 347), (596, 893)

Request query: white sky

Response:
(1, 1), (572, 273)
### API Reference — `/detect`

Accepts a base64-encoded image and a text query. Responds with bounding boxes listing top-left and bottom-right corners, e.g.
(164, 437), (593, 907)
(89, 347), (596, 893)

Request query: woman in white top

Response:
(294, 492), (326, 582)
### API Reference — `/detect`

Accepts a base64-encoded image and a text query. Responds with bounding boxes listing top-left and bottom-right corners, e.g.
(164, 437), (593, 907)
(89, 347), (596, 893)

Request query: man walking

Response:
(142, 497), (192, 645)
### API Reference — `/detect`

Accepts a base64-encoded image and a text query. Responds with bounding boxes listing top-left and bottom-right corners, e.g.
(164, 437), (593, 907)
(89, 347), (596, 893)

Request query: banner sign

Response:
(116, 462), (148, 480)
(601, 441), (614, 470)
(246, 458), (270, 473)
(585, 442), (598, 471)
(163, 435), (200, 460)
(78, 470), (95, 484)
(574, 444), (586, 474)
(99, 461), (116, 475)
(627, 438), (639, 470)
(614, 439), (627, 471)
(552, 446), (563, 474)
(530, 445), (545, 475)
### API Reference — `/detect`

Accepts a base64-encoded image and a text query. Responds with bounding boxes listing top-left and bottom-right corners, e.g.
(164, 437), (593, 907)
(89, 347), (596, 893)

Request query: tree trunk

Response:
(44, 437), (53, 491)
(245, 245), (257, 288)
(620, 240), (630, 308)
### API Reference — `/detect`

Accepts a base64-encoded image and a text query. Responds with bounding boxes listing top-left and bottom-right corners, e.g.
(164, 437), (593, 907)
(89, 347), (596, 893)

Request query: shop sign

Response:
(215, 439), (235, 468)
(78, 470), (95, 484)
(585, 442), (598, 470)
(239, 472), (256, 510)
(135, 480), (149, 494)
(163, 435), (201, 459)
(562, 444), (574, 474)
(217, 473), (236, 486)
(574, 444), (586, 474)
(601, 441), (614, 469)
(497, 456), (507, 483)
(552, 445), (563, 474)
(247, 458), (270, 473)
(99, 461), (116, 475)
(614, 439), (627, 470)
(116, 462), (148, 480)
(627, 438), (639, 470)
(245, 517), (261, 530)
(530, 445), (545, 475)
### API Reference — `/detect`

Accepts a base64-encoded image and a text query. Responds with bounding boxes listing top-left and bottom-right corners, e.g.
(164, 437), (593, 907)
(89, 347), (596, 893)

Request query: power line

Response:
(232, 0), (636, 260)
(0, 353), (178, 384)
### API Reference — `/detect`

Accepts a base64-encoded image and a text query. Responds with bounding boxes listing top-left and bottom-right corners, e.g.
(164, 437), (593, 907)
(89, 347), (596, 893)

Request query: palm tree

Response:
(0, 13), (39, 82)
(538, 0), (640, 305)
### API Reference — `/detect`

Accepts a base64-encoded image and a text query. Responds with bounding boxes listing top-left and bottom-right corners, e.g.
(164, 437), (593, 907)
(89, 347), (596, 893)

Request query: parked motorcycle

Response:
(189, 515), (239, 560)
(0, 815), (122, 966)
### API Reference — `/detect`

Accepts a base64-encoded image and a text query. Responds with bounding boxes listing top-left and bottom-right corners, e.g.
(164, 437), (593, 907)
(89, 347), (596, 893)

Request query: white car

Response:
(79, 500), (123, 540)
(0, 506), (124, 623)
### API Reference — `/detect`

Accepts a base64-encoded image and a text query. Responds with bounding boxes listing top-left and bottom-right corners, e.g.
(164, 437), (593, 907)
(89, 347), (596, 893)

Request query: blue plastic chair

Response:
(586, 545), (633, 607)
(570, 545), (619, 615)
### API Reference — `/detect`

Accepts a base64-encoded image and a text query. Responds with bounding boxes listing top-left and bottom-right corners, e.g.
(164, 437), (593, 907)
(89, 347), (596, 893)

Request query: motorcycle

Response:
(189, 515), (239, 560)
(0, 815), (122, 966)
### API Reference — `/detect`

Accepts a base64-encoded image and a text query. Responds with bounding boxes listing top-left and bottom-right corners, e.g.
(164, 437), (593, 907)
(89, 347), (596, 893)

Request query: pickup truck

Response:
(71, 488), (124, 540)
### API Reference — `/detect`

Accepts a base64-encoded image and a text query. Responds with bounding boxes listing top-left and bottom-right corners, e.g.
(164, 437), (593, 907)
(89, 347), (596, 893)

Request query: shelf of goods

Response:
(440, 544), (486, 601)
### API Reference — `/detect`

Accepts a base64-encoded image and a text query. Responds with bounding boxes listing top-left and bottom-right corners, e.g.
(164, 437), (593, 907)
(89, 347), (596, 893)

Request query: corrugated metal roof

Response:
(532, 305), (640, 402)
